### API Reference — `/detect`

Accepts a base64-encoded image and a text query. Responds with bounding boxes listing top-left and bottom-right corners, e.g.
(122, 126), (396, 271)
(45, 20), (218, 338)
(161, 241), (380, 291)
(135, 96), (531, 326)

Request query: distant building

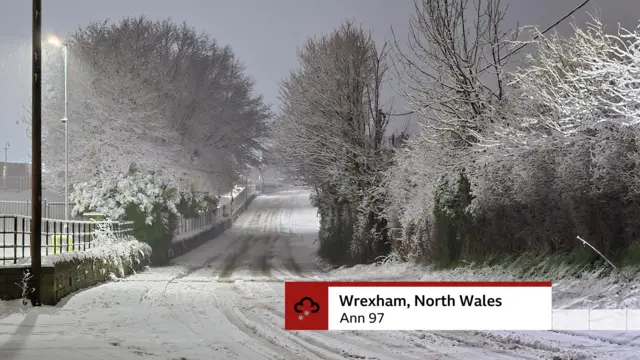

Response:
(1, 162), (31, 192)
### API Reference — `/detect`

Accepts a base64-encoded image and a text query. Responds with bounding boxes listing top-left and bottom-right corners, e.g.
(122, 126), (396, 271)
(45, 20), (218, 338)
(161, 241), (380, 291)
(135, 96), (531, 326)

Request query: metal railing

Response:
(0, 200), (79, 220)
(175, 209), (218, 236)
(0, 215), (134, 265)
(174, 186), (256, 237)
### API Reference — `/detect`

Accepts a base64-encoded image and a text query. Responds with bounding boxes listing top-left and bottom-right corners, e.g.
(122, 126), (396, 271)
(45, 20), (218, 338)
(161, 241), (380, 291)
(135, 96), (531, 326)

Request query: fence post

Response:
(43, 199), (48, 218)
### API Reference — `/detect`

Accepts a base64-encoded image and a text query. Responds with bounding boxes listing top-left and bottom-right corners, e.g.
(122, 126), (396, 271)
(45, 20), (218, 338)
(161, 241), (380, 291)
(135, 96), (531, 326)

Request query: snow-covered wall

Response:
(0, 239), (151, 305)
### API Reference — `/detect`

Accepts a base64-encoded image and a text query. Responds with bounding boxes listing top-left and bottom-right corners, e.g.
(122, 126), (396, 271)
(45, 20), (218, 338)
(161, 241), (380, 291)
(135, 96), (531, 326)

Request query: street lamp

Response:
(2, 142), (9, 190)
(48, 35), (69, 221)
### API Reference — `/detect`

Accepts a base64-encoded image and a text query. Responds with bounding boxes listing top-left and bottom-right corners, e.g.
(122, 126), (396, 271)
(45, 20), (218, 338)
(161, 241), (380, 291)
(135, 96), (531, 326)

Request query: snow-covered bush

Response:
(384, 15), (640, 267)
(44, 221), (152, 295)
(176, 190), (218, 218)
(467, 126), (640, 261)
(70, 164), (206, 264)
(432, 169), (474, 265)
(382, 131), (464, 263)
(462, 16), (640, 262)
(70, 164), (183, 224)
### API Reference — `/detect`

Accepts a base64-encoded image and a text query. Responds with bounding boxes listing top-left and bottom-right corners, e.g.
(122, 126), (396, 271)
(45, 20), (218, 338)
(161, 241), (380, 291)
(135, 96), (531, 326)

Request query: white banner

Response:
(328, 286), (552, 331)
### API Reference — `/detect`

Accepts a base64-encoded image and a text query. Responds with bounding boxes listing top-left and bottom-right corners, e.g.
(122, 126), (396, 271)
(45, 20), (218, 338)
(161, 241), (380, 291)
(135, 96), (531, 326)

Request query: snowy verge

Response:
(325, 257), (640, 309)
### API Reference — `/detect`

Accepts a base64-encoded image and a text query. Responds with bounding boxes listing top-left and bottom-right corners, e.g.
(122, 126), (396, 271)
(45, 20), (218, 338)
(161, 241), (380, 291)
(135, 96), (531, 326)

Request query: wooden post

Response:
(30, 0), (42, 307)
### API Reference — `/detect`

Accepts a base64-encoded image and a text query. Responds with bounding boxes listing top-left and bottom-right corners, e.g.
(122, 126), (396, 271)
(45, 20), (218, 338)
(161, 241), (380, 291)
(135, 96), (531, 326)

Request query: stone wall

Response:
(0, 241), (151, 305)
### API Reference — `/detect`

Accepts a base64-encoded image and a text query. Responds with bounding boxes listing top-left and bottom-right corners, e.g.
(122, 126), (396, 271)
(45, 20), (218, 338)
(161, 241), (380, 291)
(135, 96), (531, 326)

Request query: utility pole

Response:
(2, 142), (8, 190)
(30, 0), (42, 307)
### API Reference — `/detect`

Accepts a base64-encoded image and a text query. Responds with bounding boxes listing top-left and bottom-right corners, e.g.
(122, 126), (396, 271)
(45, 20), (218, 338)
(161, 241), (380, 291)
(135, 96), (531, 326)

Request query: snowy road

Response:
(0, 190), (638, 359)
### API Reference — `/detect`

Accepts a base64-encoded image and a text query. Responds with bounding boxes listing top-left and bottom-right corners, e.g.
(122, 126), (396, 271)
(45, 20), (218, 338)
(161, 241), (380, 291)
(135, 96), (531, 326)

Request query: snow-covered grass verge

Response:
(1, 223), (152, 305)
(326, 253), (640, 309)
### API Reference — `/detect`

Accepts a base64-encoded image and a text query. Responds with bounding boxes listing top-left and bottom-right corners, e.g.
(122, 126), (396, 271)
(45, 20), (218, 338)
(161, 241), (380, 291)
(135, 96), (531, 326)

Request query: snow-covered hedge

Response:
(70, 165), (214, 265)
(44, 221), (152, 275)
(381, 16), (640, 268)
(71, 165), (186, 224)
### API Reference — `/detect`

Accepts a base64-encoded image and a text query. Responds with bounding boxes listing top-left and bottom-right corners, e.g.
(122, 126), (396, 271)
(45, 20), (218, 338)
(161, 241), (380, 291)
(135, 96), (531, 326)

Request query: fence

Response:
(0, 175), (31, 192)
(175, 209), (218, 236)
(0, 200), (78, 220)
(174, 185), (255, 237)
(0, 184), (257, 263)
(0, 215), (133, 265)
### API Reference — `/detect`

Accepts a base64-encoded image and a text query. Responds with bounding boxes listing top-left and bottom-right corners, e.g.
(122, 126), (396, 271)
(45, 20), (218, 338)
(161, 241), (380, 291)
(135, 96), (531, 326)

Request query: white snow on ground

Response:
(0, 189), (638, 359)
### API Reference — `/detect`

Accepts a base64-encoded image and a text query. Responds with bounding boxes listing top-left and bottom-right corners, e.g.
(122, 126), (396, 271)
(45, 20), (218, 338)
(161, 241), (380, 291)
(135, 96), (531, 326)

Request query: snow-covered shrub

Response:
(70, 164), (202, 264)
(382, 131), (464, 263)
(432, 169), (474, 265)
(464, 16), (640, 262)
(86, 221), (142, 277)
(176, 190), (218, 218)
(311, 190), (354, 265)
(43, 222), (152, 300)
(383, 15), (640, 268)
(16, 270), (34, 306)
(467, 126), (640, 263)
(70, 164), (183, 224)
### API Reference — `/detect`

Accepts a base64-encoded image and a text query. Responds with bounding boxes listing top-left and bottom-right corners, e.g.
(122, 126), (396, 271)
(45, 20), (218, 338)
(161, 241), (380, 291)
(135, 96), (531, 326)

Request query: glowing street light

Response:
(47, 35), (63, 47)
(48, 34), (69, 221)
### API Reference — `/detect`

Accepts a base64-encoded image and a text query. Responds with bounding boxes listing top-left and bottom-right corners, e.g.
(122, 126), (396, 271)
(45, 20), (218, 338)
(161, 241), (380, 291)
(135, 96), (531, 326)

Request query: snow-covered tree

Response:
(273, 21), (391, 264)
(36, 17), (270, 196)
(393, 0), (516, 150)
(384, 0), (516, 256)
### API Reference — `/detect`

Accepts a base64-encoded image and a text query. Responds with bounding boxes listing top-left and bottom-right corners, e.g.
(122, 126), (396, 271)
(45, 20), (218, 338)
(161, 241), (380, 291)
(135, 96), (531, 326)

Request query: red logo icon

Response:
(293, 297), (320, 321)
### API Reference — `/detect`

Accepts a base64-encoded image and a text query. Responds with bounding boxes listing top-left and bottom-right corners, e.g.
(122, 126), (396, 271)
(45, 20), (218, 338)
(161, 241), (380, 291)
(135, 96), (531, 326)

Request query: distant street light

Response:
(48, 35), (69, 221)
(2, 142), (9, 189)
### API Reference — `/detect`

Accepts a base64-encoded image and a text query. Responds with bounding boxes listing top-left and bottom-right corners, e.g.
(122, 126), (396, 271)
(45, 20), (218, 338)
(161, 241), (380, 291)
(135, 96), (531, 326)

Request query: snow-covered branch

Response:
(393, 0), (516, 149)
(502, 16), (640, 143)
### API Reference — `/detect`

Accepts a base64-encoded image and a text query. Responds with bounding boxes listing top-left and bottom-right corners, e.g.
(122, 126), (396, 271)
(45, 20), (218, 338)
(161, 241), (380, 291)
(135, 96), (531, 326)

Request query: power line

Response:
(388, 0), (593, 117)
(497, 0), (593, 65)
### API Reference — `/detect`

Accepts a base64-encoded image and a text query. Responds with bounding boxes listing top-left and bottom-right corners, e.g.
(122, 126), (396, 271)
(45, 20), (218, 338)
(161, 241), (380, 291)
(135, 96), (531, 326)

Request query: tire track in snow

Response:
(281, 232), (303, 276)
(212, 285), (350, 360)
(161, 282), (271, 359)
(218, 235), (256, 278)
(253, 205), (284, 277)
(208, 285), (307, 360)
(216, 198), (284, 279)
(423, 330), (605, 360)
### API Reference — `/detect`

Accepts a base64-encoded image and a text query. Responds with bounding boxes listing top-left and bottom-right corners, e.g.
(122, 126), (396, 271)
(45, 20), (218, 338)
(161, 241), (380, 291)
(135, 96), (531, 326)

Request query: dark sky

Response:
(0, 0), (638, 162)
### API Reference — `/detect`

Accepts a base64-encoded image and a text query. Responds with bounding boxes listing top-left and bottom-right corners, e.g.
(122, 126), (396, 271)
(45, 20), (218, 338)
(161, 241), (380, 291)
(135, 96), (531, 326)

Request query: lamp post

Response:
(2, 142), (8, 190)
(48, 35), (69, 221)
